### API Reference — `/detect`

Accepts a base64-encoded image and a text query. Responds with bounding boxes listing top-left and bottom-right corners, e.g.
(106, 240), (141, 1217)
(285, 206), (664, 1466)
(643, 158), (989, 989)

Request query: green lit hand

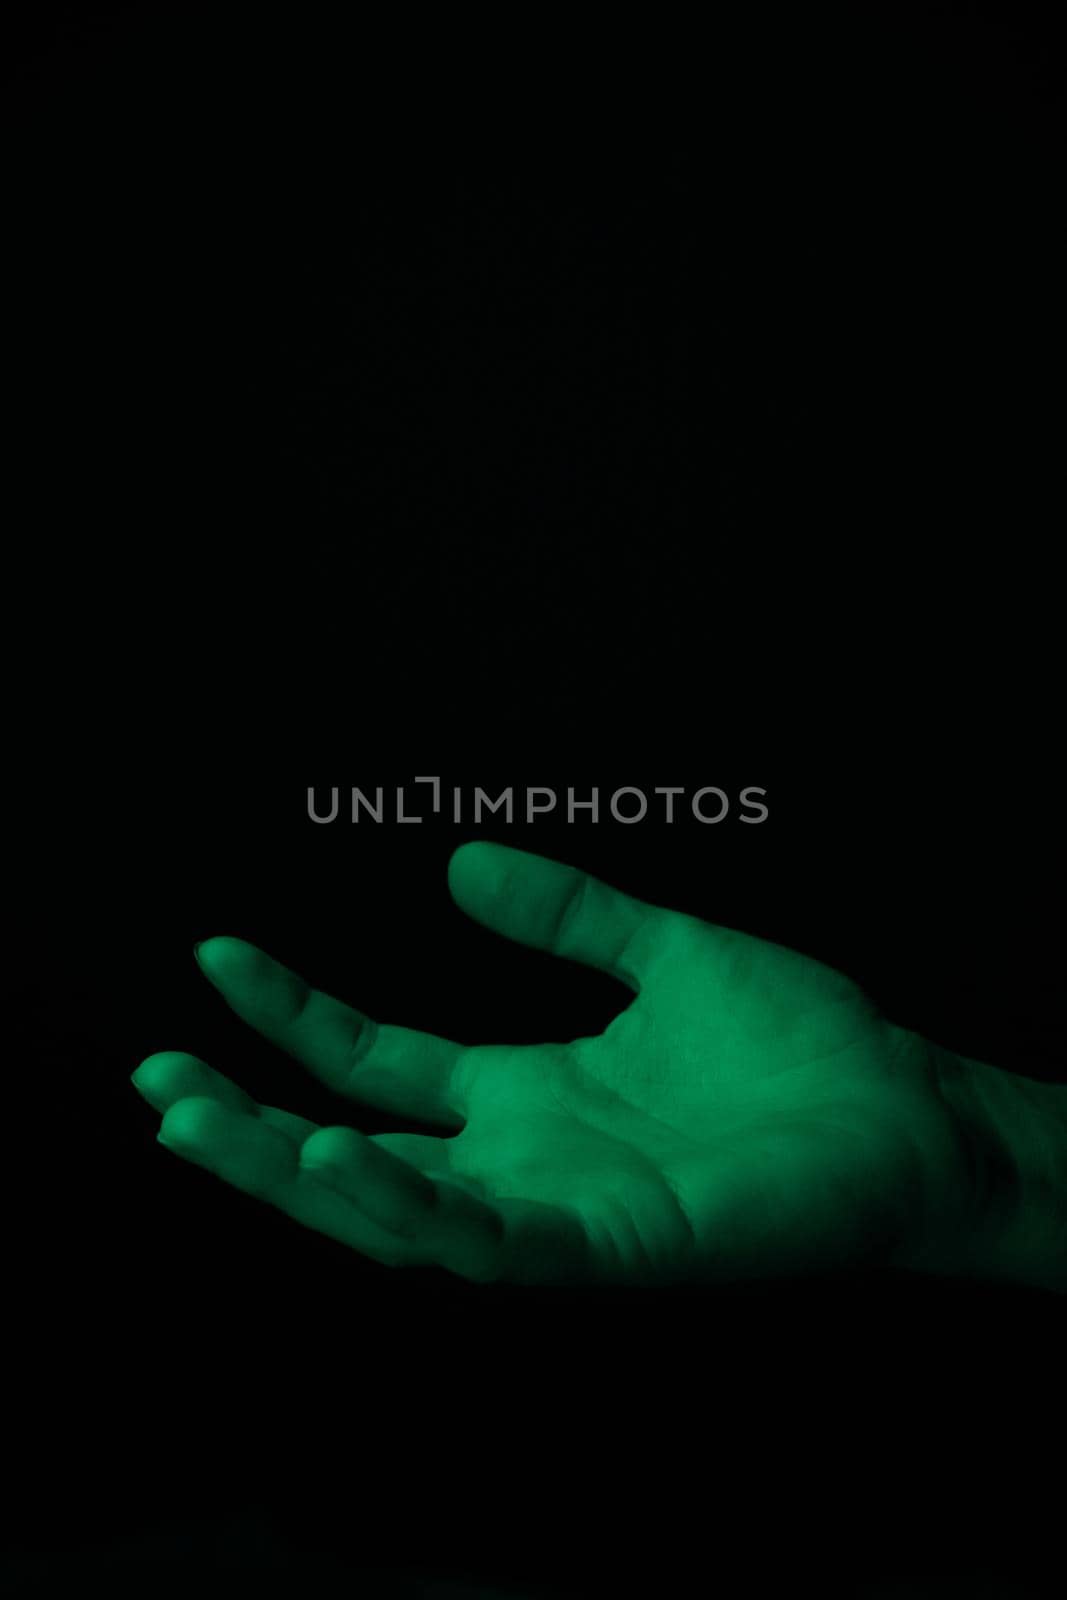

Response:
(131, 841), (997, 1287)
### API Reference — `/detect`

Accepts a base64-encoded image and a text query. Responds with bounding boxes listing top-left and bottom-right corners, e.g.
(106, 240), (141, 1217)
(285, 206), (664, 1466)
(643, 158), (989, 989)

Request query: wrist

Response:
(909, 1042), (1067, 1294)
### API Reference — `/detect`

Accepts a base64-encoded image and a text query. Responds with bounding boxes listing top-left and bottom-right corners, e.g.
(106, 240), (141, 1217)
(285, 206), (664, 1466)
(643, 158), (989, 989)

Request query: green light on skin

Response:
(132, 841), (1067, 1294)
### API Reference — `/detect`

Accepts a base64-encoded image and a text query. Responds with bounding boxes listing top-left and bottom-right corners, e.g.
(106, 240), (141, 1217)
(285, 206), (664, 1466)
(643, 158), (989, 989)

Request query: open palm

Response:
(133, 842), (975, 1286)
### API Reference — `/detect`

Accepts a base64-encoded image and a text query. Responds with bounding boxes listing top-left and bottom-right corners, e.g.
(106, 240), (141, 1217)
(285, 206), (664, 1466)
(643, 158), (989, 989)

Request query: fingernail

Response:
(193, 941), (205, 965)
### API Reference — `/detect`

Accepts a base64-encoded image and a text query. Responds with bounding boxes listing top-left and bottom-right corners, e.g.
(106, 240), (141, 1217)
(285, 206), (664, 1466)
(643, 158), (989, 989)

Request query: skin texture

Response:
(131, 841), (1060, 1290)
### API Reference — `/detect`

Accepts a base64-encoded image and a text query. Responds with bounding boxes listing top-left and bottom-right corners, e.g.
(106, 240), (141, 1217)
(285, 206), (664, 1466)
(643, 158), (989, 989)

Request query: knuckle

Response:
(551, 871), (590, 953)
(346, 1014), (380, 1078)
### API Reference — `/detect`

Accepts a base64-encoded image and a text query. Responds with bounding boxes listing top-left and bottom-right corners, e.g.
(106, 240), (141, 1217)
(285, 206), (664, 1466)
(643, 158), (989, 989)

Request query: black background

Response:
(5, 7), (1065, 1596)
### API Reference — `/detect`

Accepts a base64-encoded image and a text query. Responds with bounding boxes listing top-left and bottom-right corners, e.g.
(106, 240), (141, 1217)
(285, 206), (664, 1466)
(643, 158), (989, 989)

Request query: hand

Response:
(131, 841), (998, 1287)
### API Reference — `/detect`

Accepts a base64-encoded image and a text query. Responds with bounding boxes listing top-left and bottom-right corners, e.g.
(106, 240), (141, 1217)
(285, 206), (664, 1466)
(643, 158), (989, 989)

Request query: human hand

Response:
(132, 842), (1062, 1289)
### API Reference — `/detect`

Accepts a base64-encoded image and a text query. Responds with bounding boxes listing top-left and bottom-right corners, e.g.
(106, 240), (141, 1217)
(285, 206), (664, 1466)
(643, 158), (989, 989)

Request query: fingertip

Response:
(132, 1050), (181, 1089)
(133, 1052), (257, 1120)
(447, 839), (507, 904)
(193, 935), (250, 977)
(132, 1050), (201, 1102)
(299, 1124), (365, 1173)
(159, 1094), (229, 1149)
(447, 837), (488, 879)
